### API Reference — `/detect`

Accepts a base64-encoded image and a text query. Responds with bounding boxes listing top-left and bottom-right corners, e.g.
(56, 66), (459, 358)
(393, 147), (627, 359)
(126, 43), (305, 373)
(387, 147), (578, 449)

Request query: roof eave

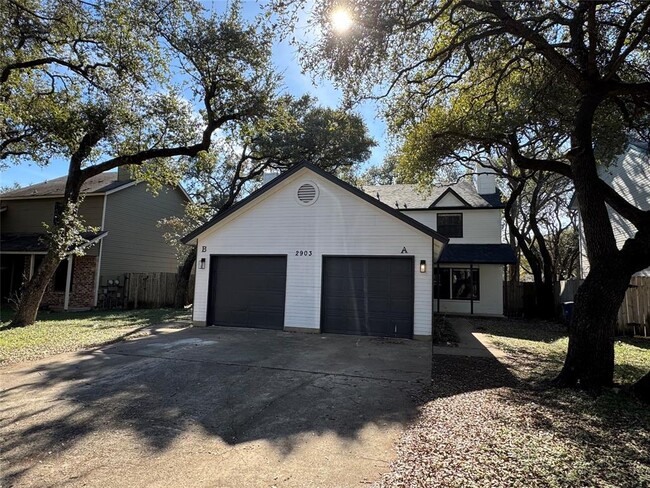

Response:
(181, 162), (450, 245)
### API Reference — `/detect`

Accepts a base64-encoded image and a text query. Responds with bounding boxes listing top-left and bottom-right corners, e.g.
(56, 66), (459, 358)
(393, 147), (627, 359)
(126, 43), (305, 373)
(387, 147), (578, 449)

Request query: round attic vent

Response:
(296, 182), (319, 205)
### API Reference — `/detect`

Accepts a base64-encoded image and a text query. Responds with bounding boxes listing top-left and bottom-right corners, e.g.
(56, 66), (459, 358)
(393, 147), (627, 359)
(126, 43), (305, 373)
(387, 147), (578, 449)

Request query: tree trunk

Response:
(9, 250), (62, 327)
(632, 371), (650, 404)
(537, 279), (556, 319)
(554, 260), (631, 391)
(174, 247), (196, 308)
(10, 150), (87, 327)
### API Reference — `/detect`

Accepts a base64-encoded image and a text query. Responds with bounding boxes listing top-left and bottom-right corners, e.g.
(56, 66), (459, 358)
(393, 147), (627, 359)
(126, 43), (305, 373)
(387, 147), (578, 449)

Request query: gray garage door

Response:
(207, 255), (287, 329)
(321, 257), (414, 338)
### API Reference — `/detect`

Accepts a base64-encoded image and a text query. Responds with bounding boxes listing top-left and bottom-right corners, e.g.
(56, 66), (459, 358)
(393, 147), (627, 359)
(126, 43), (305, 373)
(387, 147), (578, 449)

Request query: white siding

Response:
(434, 192), (465, 207)
(402, 209), (502, 244)
(434, 264), (504, 315)
(194, 168), (436, 337)
(579, 144), (650, 277)
(605, 145), (650, 276)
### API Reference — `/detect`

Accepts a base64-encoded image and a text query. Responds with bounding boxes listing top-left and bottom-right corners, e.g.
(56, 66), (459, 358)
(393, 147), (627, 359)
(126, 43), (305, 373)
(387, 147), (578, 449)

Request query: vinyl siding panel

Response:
(100, 184), (186, 281)
(579, 144), (650, 277)
(605, 145), (650, 276)
(434, 192), (466, 207)
(194, 168), (435, 337)
(0, 196), (104, 256)
(402, 209), (502, 244)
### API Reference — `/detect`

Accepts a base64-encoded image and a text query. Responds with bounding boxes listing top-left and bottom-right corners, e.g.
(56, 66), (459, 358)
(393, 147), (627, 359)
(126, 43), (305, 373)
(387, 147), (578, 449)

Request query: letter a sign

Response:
(401, 247), (408, 254)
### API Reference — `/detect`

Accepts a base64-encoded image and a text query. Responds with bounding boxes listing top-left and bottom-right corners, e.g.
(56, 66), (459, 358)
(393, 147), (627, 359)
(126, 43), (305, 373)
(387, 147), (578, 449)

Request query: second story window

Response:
(437, 213), (463, 238)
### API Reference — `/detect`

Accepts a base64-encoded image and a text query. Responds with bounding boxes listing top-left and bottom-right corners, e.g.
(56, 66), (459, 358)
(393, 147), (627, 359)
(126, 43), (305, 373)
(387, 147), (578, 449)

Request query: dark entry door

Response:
(207, 255), (287, 329)
(321, 257), (414, 338)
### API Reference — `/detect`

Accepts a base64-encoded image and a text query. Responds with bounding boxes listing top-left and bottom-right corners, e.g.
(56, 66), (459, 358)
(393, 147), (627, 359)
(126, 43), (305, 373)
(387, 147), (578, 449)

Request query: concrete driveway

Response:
(1, 326), (431, 487)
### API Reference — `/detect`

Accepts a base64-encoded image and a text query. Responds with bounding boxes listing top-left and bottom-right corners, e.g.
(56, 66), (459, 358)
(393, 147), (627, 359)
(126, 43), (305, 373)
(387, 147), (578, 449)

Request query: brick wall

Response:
(41, 256), (97, 309)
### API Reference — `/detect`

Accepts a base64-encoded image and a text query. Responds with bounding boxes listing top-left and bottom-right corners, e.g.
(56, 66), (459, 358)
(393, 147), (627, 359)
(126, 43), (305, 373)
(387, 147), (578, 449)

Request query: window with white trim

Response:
(434, 267), (479, 300)
(437, 213), (463, 238)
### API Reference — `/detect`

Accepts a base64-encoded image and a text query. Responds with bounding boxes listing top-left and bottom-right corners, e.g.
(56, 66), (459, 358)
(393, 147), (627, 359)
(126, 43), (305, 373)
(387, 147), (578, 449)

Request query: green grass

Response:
(477, 319), (650, 385)
(0, 308), (191, 365)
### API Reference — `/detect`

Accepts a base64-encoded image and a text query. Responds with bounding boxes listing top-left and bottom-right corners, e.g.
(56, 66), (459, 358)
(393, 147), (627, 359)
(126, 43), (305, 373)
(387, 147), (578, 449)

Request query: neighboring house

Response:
(574, 140), (650, 278)
(0, 167), (189, 310)
(183, 162), (515, 340)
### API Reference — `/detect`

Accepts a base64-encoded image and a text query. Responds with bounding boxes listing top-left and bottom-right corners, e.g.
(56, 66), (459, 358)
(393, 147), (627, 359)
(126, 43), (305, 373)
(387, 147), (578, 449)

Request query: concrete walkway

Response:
(433, 317), (505, 358)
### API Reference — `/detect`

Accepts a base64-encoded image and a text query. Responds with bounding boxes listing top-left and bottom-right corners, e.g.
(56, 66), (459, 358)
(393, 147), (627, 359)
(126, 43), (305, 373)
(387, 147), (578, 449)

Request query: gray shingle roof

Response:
(438, 244), (517, 264)
(0, 173), (130, 199)
(363, 180), (503, 209)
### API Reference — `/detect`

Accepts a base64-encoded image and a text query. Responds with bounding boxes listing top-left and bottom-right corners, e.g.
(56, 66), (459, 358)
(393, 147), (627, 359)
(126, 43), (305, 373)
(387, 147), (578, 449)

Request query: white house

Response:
(183, 162), (515, 339)
(575, 140), (650, 278)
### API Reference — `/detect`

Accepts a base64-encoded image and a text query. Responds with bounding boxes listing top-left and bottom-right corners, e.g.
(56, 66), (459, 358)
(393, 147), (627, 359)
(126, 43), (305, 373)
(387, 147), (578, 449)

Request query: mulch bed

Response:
(376, 355), (650, 487)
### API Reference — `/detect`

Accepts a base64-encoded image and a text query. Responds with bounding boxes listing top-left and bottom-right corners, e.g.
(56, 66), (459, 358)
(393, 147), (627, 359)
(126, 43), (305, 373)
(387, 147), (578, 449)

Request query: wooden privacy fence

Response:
(124, 272), (194, 309)
(617, 276), (650, 336)
(503, 282), (537, 318)
(557, 276), (650, 336)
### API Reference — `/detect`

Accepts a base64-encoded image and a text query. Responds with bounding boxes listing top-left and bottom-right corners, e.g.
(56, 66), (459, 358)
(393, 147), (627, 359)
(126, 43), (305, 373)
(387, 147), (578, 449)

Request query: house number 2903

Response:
(295, 250), (313, 256)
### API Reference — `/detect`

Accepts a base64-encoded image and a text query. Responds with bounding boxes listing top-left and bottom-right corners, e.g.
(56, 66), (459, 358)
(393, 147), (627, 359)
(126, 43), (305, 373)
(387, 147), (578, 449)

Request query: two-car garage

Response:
(184, 162), (447, 340)
(207, 254), (415, 338)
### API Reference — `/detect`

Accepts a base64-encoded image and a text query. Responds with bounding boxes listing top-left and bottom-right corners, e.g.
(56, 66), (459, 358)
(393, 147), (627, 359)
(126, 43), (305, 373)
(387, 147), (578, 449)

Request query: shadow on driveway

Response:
(1, 326), (518, 487)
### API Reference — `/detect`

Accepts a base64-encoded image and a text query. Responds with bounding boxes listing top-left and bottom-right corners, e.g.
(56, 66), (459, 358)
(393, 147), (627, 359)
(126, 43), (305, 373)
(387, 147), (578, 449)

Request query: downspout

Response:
(470, 263), (474, 315)
(63, 255), (74, 311)
(431, 242), (436, 385)
(28, 254), (35, 280)
(94, 194), (108, 307)
(436, 260), (441, 313)
(503, 264), (508, 317)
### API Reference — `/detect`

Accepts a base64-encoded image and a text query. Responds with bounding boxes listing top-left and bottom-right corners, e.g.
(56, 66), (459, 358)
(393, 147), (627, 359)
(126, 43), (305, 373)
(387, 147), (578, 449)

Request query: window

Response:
(434, 267), (479, 300)
(53, 259), (73, 292)
(437, 213), (463, 238)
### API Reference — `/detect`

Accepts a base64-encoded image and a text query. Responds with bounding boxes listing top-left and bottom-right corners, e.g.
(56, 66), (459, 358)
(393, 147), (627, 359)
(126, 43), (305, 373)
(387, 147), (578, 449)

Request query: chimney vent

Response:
(475, 164), (496, 195)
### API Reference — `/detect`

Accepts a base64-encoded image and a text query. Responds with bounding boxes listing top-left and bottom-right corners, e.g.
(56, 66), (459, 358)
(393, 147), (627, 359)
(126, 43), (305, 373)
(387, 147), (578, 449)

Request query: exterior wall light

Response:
(420, 260), (426, 273)
(199, 258), (206, 269)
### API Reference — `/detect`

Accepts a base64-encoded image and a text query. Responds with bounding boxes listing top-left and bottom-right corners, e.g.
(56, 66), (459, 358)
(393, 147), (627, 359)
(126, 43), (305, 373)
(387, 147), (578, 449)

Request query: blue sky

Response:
(0, 1), (387, 188)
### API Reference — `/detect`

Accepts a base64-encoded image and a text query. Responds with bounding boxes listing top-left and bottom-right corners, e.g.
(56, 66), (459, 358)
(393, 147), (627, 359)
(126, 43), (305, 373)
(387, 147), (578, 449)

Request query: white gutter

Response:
(93, 195), (108, 307)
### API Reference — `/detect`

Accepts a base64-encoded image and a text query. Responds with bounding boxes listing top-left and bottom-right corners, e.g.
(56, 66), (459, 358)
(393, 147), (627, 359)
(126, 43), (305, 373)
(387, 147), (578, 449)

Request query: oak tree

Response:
(2, 0), (277, 326)
(276, 0), (650, 392)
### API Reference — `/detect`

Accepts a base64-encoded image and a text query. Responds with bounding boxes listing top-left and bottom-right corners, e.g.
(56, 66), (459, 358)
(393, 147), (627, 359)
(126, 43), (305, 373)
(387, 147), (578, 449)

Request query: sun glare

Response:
(331, 8), (353, 33)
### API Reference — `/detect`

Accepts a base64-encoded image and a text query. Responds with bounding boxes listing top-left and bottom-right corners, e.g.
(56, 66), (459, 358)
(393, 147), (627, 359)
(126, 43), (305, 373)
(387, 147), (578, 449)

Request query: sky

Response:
(0, 1), (387, 189)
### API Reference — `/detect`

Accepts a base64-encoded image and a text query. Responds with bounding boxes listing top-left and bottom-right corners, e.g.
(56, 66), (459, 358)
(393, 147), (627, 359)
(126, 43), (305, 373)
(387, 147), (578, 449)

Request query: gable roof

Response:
(429, 187), (471, 208)
(363, 180), (503, 210)
(0, 173), (131, 199)
(181, 162), (449, 245)
(0, 171), (191, 202)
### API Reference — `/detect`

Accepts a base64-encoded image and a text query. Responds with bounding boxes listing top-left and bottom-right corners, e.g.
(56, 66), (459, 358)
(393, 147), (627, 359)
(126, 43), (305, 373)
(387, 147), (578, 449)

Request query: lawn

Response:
(478, 318), (650, 385)
(0, 308), (191, 365)
(379, 318), (650, 487)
